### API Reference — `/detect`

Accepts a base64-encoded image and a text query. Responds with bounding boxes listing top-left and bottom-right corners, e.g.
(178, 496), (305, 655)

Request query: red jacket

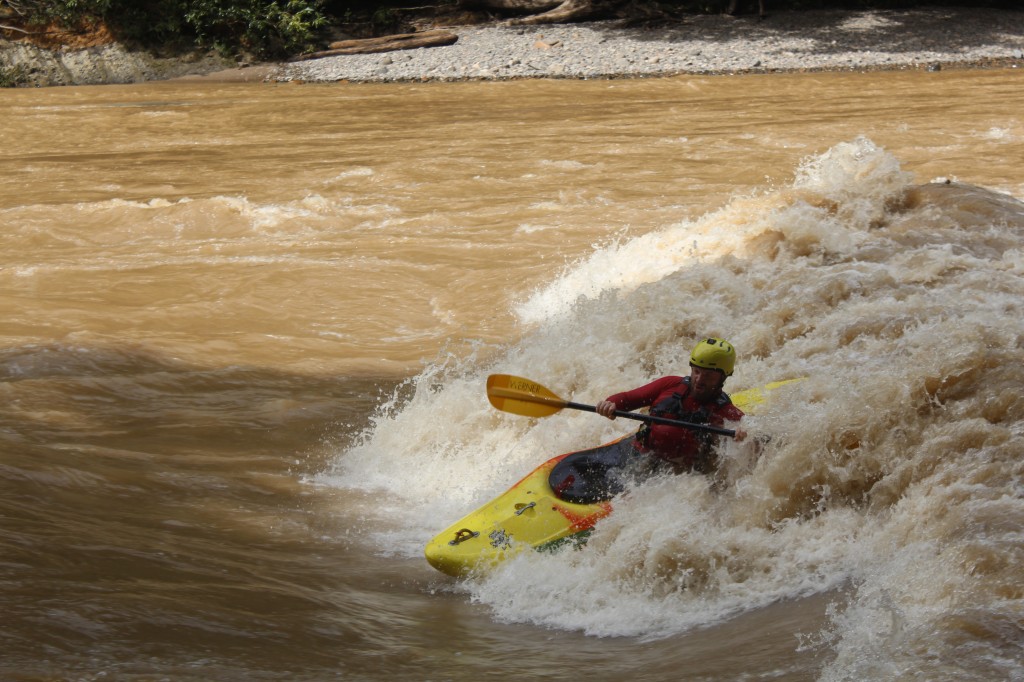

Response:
(606, 375), (744, 471)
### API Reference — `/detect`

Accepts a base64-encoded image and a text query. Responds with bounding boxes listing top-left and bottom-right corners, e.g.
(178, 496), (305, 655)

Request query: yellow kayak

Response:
(424, 378), (802, 577)
(424, 437), (627, 577)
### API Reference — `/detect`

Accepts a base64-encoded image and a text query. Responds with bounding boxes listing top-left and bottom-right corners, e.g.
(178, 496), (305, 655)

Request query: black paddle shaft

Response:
(563, 401), (737, 438)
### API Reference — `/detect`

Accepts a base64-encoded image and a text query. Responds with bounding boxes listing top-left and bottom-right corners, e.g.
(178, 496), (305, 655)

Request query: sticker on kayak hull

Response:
(489, 529), (512, 549)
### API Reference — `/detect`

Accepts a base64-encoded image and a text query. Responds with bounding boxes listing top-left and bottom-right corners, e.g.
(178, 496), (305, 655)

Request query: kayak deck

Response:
(424, 438), (630, 577)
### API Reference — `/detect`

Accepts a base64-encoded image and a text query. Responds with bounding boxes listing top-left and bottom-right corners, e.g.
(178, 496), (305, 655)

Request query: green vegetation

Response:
(0, 63), (28, 86)
(1, 0), (331, 57)
(1, 0), (1020, 59)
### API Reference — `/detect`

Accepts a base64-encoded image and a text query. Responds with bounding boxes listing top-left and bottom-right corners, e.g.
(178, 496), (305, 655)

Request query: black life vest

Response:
(635, 376), (733, 472)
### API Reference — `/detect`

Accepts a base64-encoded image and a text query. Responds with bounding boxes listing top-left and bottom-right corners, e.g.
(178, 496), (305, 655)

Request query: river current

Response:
(1, 68), (1023, 681)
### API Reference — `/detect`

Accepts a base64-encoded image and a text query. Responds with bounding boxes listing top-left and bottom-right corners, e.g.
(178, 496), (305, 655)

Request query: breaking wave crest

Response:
(332, 138), (1024, 679)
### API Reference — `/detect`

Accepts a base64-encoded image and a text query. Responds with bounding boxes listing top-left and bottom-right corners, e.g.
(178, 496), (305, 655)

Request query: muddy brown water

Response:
(2, 69), (1022, 680)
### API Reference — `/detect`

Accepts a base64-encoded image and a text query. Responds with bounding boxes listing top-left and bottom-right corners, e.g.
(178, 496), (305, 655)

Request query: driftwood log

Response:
(290, 30), (458, 61)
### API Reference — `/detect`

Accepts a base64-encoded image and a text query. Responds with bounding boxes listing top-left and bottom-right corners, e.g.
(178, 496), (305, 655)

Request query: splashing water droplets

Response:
(332, 139), (1024, 677)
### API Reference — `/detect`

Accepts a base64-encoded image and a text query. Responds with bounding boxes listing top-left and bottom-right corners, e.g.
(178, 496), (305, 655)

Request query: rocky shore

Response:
(3, 7), (1023, 87)
(280, 8), (1024, 84)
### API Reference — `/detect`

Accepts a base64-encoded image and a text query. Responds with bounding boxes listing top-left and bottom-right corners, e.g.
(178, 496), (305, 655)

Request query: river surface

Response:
(2, 68), (1023, 681)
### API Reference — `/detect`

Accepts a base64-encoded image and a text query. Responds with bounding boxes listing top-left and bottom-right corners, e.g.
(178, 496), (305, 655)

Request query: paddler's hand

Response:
(596, 400), (617, 420)
(733, 427), (748, 442)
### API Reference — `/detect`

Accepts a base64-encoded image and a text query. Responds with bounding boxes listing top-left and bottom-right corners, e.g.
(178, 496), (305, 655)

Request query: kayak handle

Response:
(514, 501), (536, 516)
(449, 528), (479, 546)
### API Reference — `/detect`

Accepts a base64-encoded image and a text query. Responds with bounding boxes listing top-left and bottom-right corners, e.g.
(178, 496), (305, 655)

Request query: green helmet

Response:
(690, 337), (736, 377)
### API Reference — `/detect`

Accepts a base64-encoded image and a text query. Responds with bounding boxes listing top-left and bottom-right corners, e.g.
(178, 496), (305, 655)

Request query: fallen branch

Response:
(0, 22), (66, 35)
(0, 22), (31, 33)
(290, 29), (457, 61)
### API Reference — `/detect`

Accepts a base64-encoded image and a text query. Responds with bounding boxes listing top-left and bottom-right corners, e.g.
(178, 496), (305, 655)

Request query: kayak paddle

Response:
(486, 373), (737, 438)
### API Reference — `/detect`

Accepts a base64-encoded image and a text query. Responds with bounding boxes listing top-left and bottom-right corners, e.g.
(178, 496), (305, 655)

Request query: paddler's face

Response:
(689, 364), (725, 401)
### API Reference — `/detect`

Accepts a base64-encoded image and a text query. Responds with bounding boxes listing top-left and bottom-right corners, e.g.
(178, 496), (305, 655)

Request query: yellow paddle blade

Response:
(486, 374), (569, 418)
(731, 377), (806, 414)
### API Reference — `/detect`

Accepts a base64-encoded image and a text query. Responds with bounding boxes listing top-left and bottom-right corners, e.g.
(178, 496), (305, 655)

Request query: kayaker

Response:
(595, 337), (748, 475)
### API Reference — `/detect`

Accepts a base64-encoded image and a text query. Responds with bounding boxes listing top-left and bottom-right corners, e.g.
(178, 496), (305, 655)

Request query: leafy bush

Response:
(183, 0), (328, 56)
(2, 0), (113, 25)
(2, 0), (328, 57)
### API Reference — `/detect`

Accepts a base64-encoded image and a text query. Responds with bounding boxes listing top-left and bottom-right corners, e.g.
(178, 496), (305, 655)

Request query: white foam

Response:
(327, 138), (1024, 677)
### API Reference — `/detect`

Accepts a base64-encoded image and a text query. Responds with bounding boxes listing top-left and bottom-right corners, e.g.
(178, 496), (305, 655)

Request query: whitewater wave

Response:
(331, 137), (1024, 679)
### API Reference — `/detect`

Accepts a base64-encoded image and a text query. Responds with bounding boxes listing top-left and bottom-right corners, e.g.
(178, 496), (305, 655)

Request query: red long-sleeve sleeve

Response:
(606, 376), (687, 412)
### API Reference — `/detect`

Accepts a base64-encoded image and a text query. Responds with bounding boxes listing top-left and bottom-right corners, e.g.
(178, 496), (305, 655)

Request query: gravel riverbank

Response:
(3, 7), (1023, 87)
(279, 7), (1024, 84)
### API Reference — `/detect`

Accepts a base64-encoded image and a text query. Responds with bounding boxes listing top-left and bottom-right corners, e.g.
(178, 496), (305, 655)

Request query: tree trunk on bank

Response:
(460, 0), (764, 25)
(460, 0), (602, 24)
